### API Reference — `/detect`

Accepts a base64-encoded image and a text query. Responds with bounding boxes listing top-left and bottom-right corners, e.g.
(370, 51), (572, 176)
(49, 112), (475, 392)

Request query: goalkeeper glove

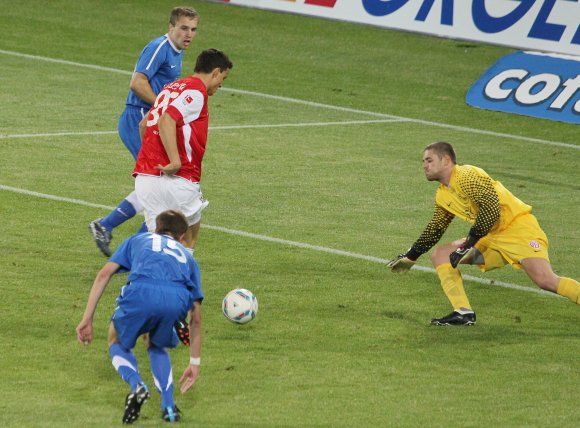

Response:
(449, 235), (478, 268)
(387, 253), (417, 273)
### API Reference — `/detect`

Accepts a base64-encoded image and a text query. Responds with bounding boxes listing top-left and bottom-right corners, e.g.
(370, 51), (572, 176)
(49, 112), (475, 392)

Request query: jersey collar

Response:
(165, 33), (182, 53)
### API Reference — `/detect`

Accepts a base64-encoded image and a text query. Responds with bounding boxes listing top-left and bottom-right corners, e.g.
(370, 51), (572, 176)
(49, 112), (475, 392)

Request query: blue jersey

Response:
(125, 34), (183, 110)
(110, 232), (203, 302)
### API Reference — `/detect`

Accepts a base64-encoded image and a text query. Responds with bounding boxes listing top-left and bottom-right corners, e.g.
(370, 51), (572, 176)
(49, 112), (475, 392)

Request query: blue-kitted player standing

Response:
(89, 6), (199, 257)
(77, 210), (203, 424)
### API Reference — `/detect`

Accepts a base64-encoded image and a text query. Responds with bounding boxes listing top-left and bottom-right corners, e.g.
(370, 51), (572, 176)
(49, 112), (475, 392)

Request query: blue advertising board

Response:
(466, 51), (580, 124)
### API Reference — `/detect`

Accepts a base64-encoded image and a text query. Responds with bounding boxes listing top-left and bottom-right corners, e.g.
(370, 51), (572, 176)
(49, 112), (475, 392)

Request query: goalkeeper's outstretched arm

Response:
(388, 206), (454, 273)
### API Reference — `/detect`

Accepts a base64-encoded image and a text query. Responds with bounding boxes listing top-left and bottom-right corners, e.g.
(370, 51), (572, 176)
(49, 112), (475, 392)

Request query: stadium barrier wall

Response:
(213, 0), (580, 57)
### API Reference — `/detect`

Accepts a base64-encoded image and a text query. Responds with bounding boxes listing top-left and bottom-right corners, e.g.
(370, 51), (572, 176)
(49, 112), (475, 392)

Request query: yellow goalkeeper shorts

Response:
(474, 213), (550, 272)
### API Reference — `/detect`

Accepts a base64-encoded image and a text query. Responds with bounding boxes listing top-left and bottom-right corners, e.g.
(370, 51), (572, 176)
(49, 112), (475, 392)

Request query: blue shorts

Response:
(111, 281), (193, 349)
(118, 106), (148, 160)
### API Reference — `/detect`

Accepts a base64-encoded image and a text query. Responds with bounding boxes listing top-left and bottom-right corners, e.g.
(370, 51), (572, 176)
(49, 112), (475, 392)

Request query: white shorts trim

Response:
(135, 174), (209, 232)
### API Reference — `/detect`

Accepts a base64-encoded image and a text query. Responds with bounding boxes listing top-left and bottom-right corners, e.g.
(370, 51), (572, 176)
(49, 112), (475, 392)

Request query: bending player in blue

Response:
(89, 6), (199, 257)
(77, 210), (203, 424)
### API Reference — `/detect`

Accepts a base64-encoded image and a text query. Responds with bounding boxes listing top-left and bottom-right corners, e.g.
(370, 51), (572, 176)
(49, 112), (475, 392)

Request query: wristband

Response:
(405, 247), (421, 262)
(189, 357), (201, 366)
(465, 232), (479, 247)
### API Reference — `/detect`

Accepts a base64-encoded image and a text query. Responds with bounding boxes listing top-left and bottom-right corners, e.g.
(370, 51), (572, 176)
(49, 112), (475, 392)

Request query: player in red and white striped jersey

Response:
(134, 48), (233, 253)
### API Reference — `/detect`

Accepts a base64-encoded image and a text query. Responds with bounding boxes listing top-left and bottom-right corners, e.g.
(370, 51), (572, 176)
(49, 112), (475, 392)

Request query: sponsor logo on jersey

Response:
(529, 240), (541, 250)
(466, 51), (580, 124)
(184, 95), (194, 105)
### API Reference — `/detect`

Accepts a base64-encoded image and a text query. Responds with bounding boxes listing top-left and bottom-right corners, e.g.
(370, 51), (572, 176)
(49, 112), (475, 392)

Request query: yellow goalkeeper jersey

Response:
(436, 164), (532, 233)
(409, 164), (532, 257)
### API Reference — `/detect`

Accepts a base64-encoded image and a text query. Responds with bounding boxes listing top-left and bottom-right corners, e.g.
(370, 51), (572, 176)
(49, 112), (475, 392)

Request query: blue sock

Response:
(148, 345), (175, 409)
(109, 343), (142, 391)
(100, 199), (137, 232)
(136, 222), (148, 234)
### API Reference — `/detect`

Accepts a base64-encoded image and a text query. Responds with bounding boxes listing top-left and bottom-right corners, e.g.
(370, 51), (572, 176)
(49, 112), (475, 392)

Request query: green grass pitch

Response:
(0, 0), (578, 426)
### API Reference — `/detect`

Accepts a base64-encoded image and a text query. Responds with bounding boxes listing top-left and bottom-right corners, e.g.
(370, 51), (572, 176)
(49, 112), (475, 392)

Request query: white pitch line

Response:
(0, 185), (113, 210)
(1, 49), (577, 150)
(0, 49), (132, 75)
(0, 131), (118, 139)
(203, 224), (558, 298)
(223, 87), (405, 120)
(0, 119), (408, 140)
(0, 183), (559, 298)
(206, 118), (409, 129)
(223, 87), (580, 150)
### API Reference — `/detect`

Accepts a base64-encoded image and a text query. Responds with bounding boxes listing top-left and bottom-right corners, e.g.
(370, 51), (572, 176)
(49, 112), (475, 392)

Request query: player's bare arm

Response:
(179, 301), (202, 393)
(130, 72), (157, 106)
(155, 113), (181, 175)
(76, 262), (121, 345)
(139, 116), (147, 141)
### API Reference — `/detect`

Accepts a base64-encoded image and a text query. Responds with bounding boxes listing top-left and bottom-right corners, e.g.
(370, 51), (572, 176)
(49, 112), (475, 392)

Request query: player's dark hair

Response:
(424, 141), (456, 164)
(170, 6), (198, 26)
(194, 48), (233, 73)
(155, 210), (188, 239)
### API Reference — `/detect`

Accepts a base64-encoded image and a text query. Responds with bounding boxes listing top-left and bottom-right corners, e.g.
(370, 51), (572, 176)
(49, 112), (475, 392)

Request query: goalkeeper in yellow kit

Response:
(388, 141), (580, 325)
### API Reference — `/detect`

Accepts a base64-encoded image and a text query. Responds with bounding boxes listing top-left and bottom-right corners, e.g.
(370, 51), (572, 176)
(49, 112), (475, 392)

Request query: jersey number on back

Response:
(151, 234), (187, 264)
(147, 89), (180, 126)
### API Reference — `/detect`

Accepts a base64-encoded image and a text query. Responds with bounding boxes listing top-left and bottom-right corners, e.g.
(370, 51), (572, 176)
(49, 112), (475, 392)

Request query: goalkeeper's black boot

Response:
(122, 383), (150, 424)
(174, 319), (190, 346)
(162, 405), (182, 422)
(431, 311), (476, 326)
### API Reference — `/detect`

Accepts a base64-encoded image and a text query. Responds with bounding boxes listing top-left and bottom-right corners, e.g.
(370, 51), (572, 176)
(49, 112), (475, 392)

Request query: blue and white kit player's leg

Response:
(89, 192), (146, 257)
(109, 342), (151, 424)
(89, 107), (147, 256)
(111, 282), (189, 423)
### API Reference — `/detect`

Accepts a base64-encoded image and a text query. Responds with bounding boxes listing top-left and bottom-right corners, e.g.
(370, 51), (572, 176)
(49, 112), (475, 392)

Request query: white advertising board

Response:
(214, 0), (580, 57)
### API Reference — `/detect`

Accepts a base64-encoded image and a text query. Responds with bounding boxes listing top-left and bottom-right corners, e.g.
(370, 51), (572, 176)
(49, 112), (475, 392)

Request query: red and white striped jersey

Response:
(134, 76), (209, 182)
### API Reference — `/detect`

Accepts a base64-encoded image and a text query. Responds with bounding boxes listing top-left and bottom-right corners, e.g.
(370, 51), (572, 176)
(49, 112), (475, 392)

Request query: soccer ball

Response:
(222, 288), (258, 324)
